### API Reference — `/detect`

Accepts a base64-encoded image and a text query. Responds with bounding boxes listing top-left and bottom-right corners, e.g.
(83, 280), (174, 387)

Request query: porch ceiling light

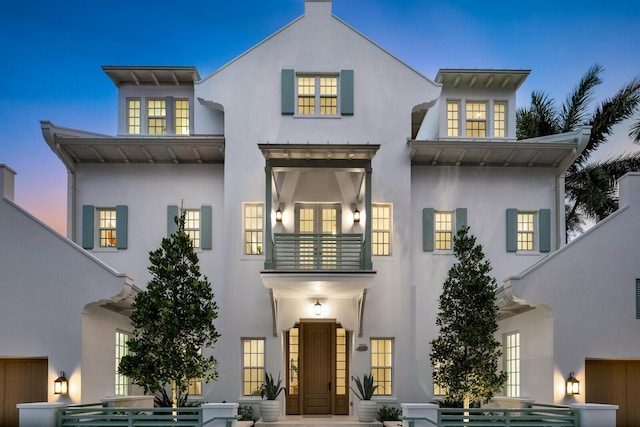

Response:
(54, 371), (68, 395)
(566, 372), (580, 395)
(314, 299), (322, 316)
(276, 208), (282, 222)
(353, 208), (360, 223)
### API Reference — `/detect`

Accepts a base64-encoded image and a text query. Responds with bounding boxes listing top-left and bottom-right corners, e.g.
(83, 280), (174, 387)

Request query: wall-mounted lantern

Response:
(353, 208), (360, 223)
(275, 208), (283, 223)
(566, 372), (580, 395)
(54, 371), (68, 395)
(314, 299), (323, 316)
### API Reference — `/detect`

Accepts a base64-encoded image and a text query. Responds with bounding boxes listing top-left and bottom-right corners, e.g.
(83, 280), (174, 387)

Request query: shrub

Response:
(377, 404), (401, 421)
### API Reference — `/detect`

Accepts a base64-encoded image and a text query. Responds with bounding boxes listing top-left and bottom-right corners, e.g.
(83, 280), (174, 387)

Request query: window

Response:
(434, 211), (453, 251)
(115, 331), (130, 396)
(297, 75), (338, 116)
(432, 363), (447, 396)
(371, 338), (393, 396)
(504, 331), (520, 397)
(99, 208), (117, 248)
(447, 101), (459, 137)
(494, 102), (506, 137)
(184, 209), (201, 248)
(423, 208), (466, 252)
(517, 213), (535, 251)
(506, 209), (550, 253)
(175, 99), (190, 135)
(127, 99), (141, 135)
(167, 205), (212, 250)
(336, 328), (347, 396)
(465, 102), (487, 137)
(244, 203), (264, 255)
(242, 338), (265, 396)
(372, 204), (392, 256)
(147, 99), (166, 135)
(288, 328), (299, 395)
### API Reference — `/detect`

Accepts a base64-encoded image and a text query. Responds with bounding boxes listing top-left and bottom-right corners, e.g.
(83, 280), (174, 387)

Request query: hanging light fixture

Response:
(314, 299), (322, 316)
(353, 208), (360, 223)
(54, 371), (68, 395)
(566, 372), (580, 395)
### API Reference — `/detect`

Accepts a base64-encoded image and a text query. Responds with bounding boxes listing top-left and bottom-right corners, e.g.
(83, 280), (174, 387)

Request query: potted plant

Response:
(259, 372), (285, 422)
(350, 374), (378, 422)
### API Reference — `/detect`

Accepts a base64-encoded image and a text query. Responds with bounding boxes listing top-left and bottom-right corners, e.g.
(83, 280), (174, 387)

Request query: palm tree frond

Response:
(630, 117), (640, 143)
(516, 91), (559, 139)
(560, 64), (603, 133)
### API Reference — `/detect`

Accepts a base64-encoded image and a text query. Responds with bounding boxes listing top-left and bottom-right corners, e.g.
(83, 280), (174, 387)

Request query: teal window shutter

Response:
(340, 69), (354, 116)
(82, 205), (94, 249)
(281, 69), (295, 115)
(506, 209), (518, 252)
(636, 279), (640, 320)
(538, 208), (551, 253)
(423, 208), (434, 252)
(201, 205), (212, 250)
(167, 205), (179, 236)
(115, 205), (128, 249)
(455, 208), (467, 232)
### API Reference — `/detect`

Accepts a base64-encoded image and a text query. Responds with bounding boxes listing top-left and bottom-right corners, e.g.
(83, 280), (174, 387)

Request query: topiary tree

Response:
(119, 211), (220, 407)
(430, 226), (507, 408)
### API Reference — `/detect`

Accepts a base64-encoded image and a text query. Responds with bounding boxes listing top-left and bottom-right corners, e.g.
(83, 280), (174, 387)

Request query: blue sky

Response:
(1, 0), (639, 234)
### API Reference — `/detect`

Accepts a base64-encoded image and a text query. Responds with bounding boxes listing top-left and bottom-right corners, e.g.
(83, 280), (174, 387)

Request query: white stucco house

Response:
(2, 0), (639, 426)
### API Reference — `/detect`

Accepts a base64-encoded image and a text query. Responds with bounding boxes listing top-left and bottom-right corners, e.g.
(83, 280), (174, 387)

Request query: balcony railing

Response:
(271, 233), (365, 270)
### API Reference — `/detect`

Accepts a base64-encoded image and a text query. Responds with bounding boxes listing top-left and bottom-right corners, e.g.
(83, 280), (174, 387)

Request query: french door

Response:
(295, 204), (341, 268)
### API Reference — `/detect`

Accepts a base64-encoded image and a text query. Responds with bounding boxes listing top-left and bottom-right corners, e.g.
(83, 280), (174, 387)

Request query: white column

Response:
(18, 402), (67, 427)
(569, 403), (618, 427)
(401, 403), (439, 427)
(202, 402), (239, 427)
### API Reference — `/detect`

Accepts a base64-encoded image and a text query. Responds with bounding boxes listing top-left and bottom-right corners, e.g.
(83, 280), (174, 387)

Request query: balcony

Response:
(271, 233), (365, 270)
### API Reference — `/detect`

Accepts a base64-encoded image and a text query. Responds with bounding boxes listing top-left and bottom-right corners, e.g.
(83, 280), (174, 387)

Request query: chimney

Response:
(305, 0), (332, 16)
(0, 164), (16, 202)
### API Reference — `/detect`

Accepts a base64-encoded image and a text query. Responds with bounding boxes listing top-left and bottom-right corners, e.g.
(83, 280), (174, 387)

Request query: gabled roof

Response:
(102, 66), (200, 87)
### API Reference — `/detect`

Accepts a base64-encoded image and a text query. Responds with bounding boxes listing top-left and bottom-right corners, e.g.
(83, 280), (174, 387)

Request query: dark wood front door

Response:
(0, 358), (48, 427)
(302, 322), (333, 414)
(586, 359), (640, 427)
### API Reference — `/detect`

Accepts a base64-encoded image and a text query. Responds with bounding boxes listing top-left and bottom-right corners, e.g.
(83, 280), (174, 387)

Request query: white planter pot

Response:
(356, 400), (378, 422)
(260, 400), (281, 422)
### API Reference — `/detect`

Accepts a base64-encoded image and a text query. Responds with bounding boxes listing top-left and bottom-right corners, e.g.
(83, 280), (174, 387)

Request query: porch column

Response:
(363, 164), (373, 270)
(264, 164), (274, 269)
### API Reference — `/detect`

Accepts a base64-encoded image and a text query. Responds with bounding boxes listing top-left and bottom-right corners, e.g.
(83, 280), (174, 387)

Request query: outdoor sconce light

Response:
(314, 299), (323, 316)
(54, 371), (68, 395)
(276, 208), (283, 223)
(353, 208), (360, 223)
(566, 372), (580, 395)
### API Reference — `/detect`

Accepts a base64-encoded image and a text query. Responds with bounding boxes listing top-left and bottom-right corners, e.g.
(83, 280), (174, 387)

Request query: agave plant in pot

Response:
(350, 374), (378, 422)
(260, 372), (286, 422)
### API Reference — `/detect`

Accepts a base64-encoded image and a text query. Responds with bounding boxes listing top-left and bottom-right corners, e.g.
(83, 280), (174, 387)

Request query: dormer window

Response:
(175, 99), (190, 135)
(445, 99), (508, 138)
(127, 99), (141, 135)
(494, 102), (506, 137)
(147, 99), (167, 135)
(465, 102), (487, 137)
(125, 97), (191, 135)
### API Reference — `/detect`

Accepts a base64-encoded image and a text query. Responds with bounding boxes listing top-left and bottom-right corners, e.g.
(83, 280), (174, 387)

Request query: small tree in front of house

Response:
(430, 226), (507, 408)
(119, 212), (220, 407)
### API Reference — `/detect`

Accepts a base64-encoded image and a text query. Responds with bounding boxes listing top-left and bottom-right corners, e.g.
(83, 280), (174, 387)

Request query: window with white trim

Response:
(435, 211), (454, 251)
(371, 338), (393, 396)
(465, 102), (487, 137)
(504, 331), (520, 397)
(517, 212), (535, 251)
(244, 203), (264, 255)
(147, 99), (167, 135)
(127, 99), (141, 135)
(297, 75), (338, 116)
(175, 99), (190, 135)
(494, 102), (506, 137)
(447, 101), (460, 137)
(242, 338), (265, 396)
(372, 204), (392, 256)
(115, 331), (130, 396)
(99, 208), (117, 248)
(184, 209), (201, 248)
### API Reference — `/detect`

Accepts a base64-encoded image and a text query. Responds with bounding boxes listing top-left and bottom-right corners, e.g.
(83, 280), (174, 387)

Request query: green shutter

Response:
(115, 205), (128, 249)
(281, 69), (295, 115)
(506, 209), (518, 252)
(636, 279), (640, 320)
(538, 208), (551, 253)
(201, 205), (212, 250)
(82, 205), (94, 249)
(167, 205), (179, 236)
(423, 208), (434, 252)
(340, 69), (354, 116)
(455, 208), (467, 232)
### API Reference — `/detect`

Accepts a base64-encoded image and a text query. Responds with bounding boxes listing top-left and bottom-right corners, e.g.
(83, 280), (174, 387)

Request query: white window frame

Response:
(296, 74), (339, 117)
(115, 330), (131, 396)
(504, 331), (520, 397)
(174, 98), (190, 135)
(127, 98), (141, 135)
(98, 208), (117, 248)
(184, 209), (201, 248)
(147, 98), (167, 135)
(446, 100), (460, 137)
(465, 101), (488, 137)
(493, 101), (507, 138)
(517, 212), (536, 252)
(371, 338), (393, 396)
(372, 203), (392, 256)
(434, 211), (454, 252)
(242, 338), (265, 397)
(243, 203), (264, 255)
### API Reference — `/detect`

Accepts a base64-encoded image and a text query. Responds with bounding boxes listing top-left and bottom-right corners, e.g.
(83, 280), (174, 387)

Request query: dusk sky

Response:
(1, 0), (639, 235)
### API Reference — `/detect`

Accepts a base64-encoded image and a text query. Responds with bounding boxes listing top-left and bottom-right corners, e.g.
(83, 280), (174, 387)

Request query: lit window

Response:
(147, 99), (166, 135)
(188, 379), (202, 396)
(447, 101), (459, 137)
(297, 75), (338, 116)
(115, 331), (130, 396)
(371, 338), (393, 396)
(288, 328), (299, 395)
(504, 331), (520, 397)
(336, 328), (347, 396)
(175, 99), (190, 135)
(517, 213), (535, 251)
(494, 102), (506, 137)
(465, 102), (487, 137)
(435, 211), (453, 251)
(244, 203), (264, 255)
(372, 204), (392, 256)
(99, 208), (117, 248)
(127, 99), (141, 135)
(242, 338), (265, 396)
(184, 209), (201, 248)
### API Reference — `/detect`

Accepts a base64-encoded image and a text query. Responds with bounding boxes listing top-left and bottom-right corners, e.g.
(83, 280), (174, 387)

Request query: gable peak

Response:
(305, 0), (332, 17)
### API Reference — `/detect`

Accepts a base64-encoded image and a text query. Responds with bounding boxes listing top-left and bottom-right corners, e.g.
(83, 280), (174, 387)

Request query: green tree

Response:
(119, 212), (220, 407)
(430, 227), (507, 408)
(517, 64), (640, 235)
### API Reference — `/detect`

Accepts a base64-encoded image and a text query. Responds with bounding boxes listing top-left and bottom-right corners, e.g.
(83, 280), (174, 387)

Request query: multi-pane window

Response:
(99, 208), (117, 248)
(517, 213), (535, 251)
(242, 338), (265, 396)
(494, 102), (506, 137)
(244, 203), (264, 255)
(371, 338), (393, 396)
(447, 101), (459, 137)
(115, 331), (130, 396)
(288, 328), (299, 395)
(184, 209), (201, 248)
(147, 99), (167, 135)
(504, 331), (520, 397)
(435, 211), (453, 250)
(372, 204), (392, 256)
(297, 75), (338, 116)
(127, 99), (141, 135)
(336, 328), (347, 396)
(175, 99), (190, 135)
(465, 102), (487, 137)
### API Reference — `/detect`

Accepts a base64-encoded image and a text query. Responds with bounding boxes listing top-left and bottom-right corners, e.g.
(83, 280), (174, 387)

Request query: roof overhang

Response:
(260, 270), (376, 299)
(259, 143), (380, 163)
(102, 66), (200, 87)
(435, 69), (530, 91)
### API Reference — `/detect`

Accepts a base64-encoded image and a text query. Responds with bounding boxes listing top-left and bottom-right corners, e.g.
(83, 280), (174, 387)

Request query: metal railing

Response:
(404, 406), (579, 427)
(272, 233), (365, 270)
